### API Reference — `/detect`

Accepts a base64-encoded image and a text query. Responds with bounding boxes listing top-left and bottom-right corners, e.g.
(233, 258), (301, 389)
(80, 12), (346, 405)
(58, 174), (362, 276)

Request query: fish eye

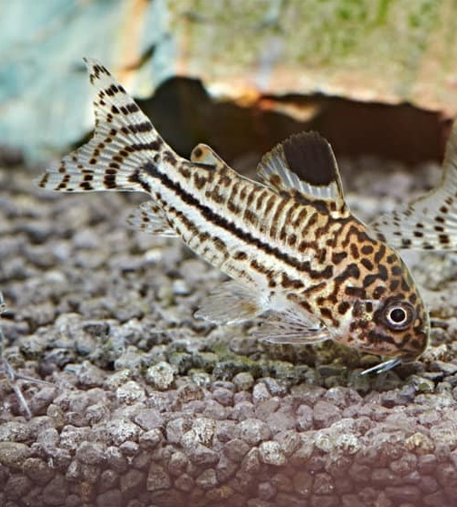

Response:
(382, 302), (415, 330)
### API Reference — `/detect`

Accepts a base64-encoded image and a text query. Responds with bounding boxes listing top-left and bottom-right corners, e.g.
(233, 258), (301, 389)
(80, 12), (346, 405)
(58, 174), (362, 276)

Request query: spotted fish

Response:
(37, 59), (432, 374)
(371, 121), (457, 251)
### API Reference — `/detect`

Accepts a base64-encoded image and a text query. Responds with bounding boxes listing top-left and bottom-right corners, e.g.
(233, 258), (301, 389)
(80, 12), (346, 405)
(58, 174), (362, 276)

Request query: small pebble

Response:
(233, 372), (255, 391)
(115, 380), (146, 404)
(238, 418), (272, 445)
(145, 361), (175, 390)
(259, 441), (287, 466)
(146, 462), (171, 491)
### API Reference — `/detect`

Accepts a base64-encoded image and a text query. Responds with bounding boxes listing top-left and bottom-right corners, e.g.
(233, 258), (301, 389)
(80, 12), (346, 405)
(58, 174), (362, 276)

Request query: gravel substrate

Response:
(1, 158), (457, 507)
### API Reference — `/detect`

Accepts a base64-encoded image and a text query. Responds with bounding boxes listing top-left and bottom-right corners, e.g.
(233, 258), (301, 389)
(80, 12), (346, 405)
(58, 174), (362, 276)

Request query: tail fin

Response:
(37, 58), (174, 194)
(127, 201), (178, 237)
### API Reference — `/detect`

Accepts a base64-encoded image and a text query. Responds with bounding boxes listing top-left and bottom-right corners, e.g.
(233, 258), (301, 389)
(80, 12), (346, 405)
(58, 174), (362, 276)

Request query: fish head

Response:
(340, 247), (429, 363)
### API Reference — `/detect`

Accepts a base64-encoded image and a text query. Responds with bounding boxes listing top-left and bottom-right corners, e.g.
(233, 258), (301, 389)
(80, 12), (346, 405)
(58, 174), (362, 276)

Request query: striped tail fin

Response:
(37, 58), (176, 194)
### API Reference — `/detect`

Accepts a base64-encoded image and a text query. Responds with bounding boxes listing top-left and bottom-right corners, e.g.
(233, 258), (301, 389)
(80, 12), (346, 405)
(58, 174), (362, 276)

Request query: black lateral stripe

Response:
(143, 162), (331, 274)
(130, 169), (151, 192)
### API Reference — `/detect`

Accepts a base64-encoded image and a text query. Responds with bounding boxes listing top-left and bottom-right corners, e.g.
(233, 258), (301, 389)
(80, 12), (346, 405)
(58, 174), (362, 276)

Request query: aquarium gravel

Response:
(1, 159), (457, 507)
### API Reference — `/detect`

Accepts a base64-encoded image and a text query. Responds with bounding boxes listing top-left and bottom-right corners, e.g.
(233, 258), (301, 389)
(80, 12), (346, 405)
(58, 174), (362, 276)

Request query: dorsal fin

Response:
(257, 132), (348, 216)
(190, 143), (226, 170)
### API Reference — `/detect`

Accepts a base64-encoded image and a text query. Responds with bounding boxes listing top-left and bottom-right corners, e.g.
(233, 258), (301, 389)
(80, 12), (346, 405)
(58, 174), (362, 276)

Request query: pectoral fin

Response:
(360, 357), (403, 375)
(195, 281), (267, 325)
(253, 308), (330, 344)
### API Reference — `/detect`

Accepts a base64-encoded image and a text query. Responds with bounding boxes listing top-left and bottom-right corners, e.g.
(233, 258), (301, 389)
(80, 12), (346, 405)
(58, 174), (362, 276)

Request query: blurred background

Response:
(1, 0), (457, 168)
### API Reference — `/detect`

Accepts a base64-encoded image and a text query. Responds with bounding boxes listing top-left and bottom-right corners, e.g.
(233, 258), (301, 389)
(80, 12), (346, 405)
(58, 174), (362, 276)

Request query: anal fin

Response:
(127, 201), (178, 237)
(195, 281), (266, 325)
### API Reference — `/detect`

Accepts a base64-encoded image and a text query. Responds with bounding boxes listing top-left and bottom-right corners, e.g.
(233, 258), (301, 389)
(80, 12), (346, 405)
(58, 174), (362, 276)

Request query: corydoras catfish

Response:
(38, 59), (433, 374)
